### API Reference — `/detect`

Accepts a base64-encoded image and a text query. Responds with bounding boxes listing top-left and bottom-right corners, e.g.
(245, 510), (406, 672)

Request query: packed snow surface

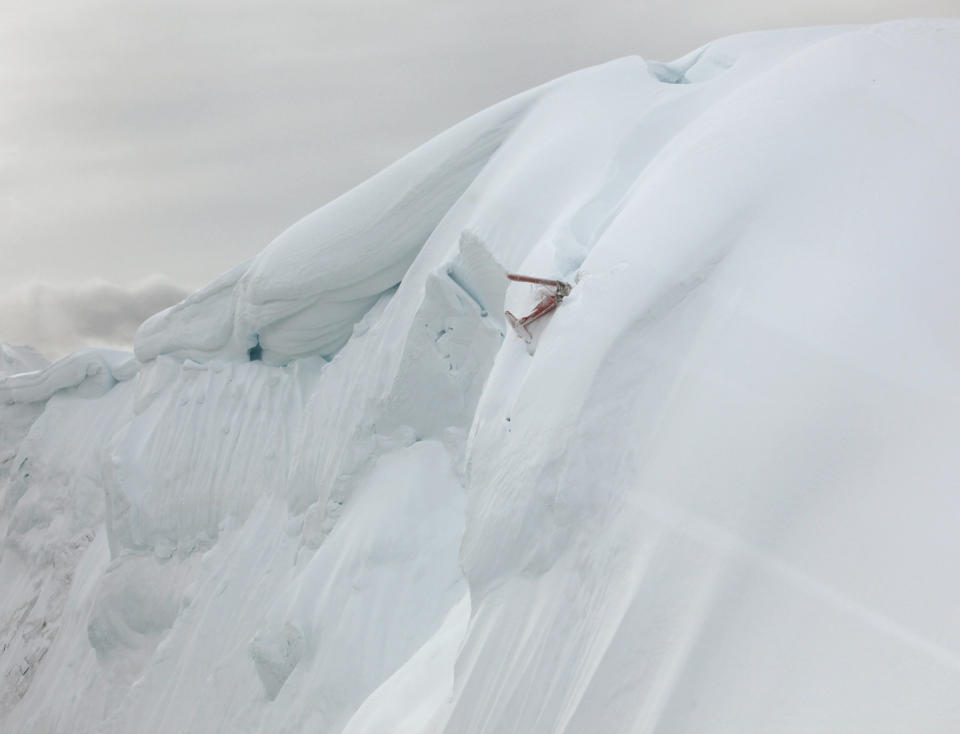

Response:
(3, 19), (960, 733)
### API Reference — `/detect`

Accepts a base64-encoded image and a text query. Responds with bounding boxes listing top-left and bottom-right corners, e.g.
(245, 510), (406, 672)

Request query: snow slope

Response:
(3, 18), (960, 733)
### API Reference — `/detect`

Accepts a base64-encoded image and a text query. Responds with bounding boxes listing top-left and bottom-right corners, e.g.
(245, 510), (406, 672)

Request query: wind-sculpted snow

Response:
(3, 19), (960, 734)
(0, 348), (137, 492)
(0, 345), (49, 480)
(0, 348), (138, 405)
(0, 345), (48, 379)
(134, 89), (540, 365)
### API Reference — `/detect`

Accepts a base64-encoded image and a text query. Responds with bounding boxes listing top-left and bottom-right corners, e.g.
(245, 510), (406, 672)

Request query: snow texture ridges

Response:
(2, 19), (960, 734)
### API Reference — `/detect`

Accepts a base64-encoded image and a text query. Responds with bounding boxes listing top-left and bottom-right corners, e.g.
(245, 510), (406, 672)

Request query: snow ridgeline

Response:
(132, 82), (537, 365)
(3, 19), (960, 733)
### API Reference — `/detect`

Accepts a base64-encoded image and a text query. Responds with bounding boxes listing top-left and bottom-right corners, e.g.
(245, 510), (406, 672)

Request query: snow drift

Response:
(3, 19), (960, 733)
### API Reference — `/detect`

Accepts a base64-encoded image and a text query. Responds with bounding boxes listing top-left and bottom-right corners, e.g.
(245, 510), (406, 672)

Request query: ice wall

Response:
(2, 19), (960, 734)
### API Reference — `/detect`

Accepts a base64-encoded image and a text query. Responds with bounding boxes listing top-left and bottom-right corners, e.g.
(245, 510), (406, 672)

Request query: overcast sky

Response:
(2, 0), (958, 357)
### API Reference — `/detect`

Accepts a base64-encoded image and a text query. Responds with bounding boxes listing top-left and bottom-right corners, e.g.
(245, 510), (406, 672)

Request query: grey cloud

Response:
(0, 277), (189, 360)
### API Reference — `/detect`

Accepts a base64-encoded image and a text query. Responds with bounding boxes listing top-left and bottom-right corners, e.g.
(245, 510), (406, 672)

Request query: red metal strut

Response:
(505, 273), (572, 342)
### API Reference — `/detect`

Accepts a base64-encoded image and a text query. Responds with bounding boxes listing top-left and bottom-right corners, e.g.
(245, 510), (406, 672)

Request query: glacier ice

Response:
(3, 19), (960, 734)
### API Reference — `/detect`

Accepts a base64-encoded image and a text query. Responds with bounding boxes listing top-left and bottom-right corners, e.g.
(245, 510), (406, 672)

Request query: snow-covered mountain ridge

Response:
(2, 19), (960, 733)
